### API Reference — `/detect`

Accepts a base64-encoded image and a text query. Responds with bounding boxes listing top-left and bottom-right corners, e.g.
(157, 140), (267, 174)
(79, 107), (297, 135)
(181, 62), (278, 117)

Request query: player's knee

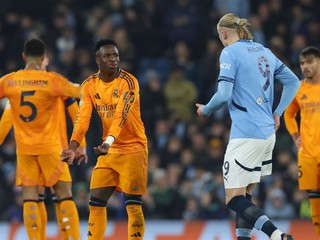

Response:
(53, 181), (72, 199)
(123, 194), (142, 206)
(89, 196), (107, 207)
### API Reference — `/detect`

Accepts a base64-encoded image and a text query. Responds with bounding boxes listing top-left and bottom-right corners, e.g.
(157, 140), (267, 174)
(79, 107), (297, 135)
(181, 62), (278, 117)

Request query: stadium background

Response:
(0, 0), (319, 239)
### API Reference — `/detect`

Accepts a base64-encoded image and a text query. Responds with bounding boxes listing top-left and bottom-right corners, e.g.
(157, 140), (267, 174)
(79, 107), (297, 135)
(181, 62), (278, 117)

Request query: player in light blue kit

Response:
(196, 13), (300, 240)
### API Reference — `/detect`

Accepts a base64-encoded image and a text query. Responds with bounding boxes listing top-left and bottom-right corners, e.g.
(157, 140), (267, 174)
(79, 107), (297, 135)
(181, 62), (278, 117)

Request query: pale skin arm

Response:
(273, 114), (280, 132)
(291, 132), (301, 148)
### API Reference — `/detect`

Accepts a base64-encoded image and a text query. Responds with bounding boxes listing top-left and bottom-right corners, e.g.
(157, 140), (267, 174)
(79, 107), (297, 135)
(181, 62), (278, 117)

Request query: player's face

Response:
(299, 55), (320, 80)
(96, 45), (120, 71)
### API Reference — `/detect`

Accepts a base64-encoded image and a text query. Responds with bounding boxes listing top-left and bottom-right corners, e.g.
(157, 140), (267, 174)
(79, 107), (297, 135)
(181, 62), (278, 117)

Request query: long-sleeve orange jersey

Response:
(0, 69), (80, 155)
(284, 80), (320, 158)
(71, 69), (148, 154)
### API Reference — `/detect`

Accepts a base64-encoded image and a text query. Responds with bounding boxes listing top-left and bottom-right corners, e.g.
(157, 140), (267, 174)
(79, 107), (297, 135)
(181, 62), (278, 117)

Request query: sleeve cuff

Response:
(104, 136), (115, 146)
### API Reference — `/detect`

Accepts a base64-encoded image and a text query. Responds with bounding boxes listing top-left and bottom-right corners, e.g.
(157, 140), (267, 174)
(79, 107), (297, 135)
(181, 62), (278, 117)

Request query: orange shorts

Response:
(90, 151), (148, 195)
(17, 152), (71, 187)
(298, 153), (320, 190)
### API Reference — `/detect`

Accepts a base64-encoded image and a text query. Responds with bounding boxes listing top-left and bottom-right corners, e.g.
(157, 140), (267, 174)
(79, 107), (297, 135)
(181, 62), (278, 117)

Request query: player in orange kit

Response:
(284, 46), (320, 238)
(0, 38), (81, 239)
(61, 39), (148, 240)
(0, 97), (87, 240)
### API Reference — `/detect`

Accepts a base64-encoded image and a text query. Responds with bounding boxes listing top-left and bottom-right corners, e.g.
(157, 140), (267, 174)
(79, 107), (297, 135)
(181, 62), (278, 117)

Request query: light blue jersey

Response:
(203, 39), (300, 139)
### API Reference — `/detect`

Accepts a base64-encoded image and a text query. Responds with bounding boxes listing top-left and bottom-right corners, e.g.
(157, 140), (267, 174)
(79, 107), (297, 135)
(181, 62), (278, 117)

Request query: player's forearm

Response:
(202, 80), (233, 115)
(291, 132), (300, 141)
(274, 68), (300, 116)
(68, 140), (80, 152)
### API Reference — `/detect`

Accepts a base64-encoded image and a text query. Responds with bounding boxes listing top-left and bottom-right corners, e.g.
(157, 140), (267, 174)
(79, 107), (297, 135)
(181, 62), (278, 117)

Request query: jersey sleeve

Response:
(0, 73), (13, 99)
(284, 97), (300, 136)
(108, 77), (138, 139)
(273, 66), (300, 116)
(218, 48), (237, 83)
(70, 82), (92, 144)
(0, 102), (13, 144)
(66, 98), (87, 147)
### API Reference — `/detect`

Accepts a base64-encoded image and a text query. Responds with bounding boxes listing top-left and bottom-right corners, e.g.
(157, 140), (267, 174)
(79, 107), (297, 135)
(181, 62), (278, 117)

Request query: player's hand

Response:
(75, 146), (88, 165)
(61, 149), (76, 165)
(273, 114), (280, 132)
(195, 103), (205, 116)
(93, 142), (110, 155)
(294, 136), (301, 148)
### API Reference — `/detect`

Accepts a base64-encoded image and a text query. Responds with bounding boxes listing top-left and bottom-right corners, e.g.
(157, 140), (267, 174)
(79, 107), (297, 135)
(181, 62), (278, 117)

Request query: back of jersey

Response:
(220, 40), (284, 139)
(0, 69), (80, 155)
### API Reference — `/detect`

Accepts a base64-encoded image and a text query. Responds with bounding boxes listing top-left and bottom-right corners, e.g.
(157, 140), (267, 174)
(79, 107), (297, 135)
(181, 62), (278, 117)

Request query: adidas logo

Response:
(94, 93), (101, 99)
(301, 94), (307, 100)
(130, 232), (142, 237)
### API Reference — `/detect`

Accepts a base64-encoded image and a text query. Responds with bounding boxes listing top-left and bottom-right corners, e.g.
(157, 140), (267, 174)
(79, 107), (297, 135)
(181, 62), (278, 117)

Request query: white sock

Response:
(271, 229), (283, 240)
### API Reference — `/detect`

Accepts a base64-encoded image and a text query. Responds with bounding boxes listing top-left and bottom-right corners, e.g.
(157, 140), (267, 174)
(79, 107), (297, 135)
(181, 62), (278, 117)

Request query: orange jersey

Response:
(71, 69), (147, 154)
(284, 80), (320, 158)
(0, 98), (85, 149)
(0, 69), (80, 155)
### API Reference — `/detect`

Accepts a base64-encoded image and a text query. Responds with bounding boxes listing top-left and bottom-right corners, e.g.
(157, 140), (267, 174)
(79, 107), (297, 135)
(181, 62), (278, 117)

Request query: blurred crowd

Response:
(0, 0), (319, 223)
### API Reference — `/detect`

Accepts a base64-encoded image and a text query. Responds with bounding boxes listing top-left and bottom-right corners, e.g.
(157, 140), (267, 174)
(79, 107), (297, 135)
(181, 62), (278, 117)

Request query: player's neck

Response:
(25, 60), (42, 70)
(306, 75), (320, 85)
(99, 68), (118, 83)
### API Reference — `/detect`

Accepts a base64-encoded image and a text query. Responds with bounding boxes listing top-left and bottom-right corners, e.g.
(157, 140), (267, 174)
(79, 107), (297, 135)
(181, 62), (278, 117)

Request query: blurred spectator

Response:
(140, 69), (167, 136)
(264, 188), (295, 219)
(164, 65), (198, 123)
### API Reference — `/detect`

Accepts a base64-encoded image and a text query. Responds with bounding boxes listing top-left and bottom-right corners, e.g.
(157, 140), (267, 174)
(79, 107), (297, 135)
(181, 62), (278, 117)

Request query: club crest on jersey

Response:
(256, 96), (263, 105)
(113, 89), (119, 98)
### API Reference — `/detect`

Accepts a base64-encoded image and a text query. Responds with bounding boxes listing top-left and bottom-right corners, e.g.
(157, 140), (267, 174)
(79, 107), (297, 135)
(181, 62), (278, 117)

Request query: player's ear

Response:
(95, 56), (100, 65)
(223, 31), (227, 40)
(22, 52), (26, 61)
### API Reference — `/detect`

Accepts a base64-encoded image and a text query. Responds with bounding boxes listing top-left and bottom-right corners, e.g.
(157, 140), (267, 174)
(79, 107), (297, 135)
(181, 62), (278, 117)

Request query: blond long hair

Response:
(218, 13), (253, 40)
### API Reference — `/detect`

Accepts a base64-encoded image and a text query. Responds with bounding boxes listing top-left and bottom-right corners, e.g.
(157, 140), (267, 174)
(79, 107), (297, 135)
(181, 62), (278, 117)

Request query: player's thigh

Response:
(38, 152), (65, 187)
(17, 155), (41, 186)
(298, 155), (320, 190)
(90, 154), (119, 190)
(111, 151), (148, 195)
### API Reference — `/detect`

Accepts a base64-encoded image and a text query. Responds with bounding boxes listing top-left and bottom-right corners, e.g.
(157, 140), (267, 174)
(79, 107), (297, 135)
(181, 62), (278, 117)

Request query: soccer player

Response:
(0, 38), (81, 239)
(0, 97), (87, 240)
(195, 13), (300, 240)
(61, 39), (148, 240)
(284, 46), (320, 238)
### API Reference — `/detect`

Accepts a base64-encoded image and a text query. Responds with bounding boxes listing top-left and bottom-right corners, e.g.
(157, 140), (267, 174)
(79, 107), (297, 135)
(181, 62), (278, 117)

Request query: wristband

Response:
(104, 136), (115, 147)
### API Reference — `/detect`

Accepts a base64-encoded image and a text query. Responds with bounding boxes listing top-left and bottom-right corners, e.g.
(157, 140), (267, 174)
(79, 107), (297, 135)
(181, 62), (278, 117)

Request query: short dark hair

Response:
(24, 38), (46, 57)
(94, 39), (117, 54)
(300, 46), (320, 59)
